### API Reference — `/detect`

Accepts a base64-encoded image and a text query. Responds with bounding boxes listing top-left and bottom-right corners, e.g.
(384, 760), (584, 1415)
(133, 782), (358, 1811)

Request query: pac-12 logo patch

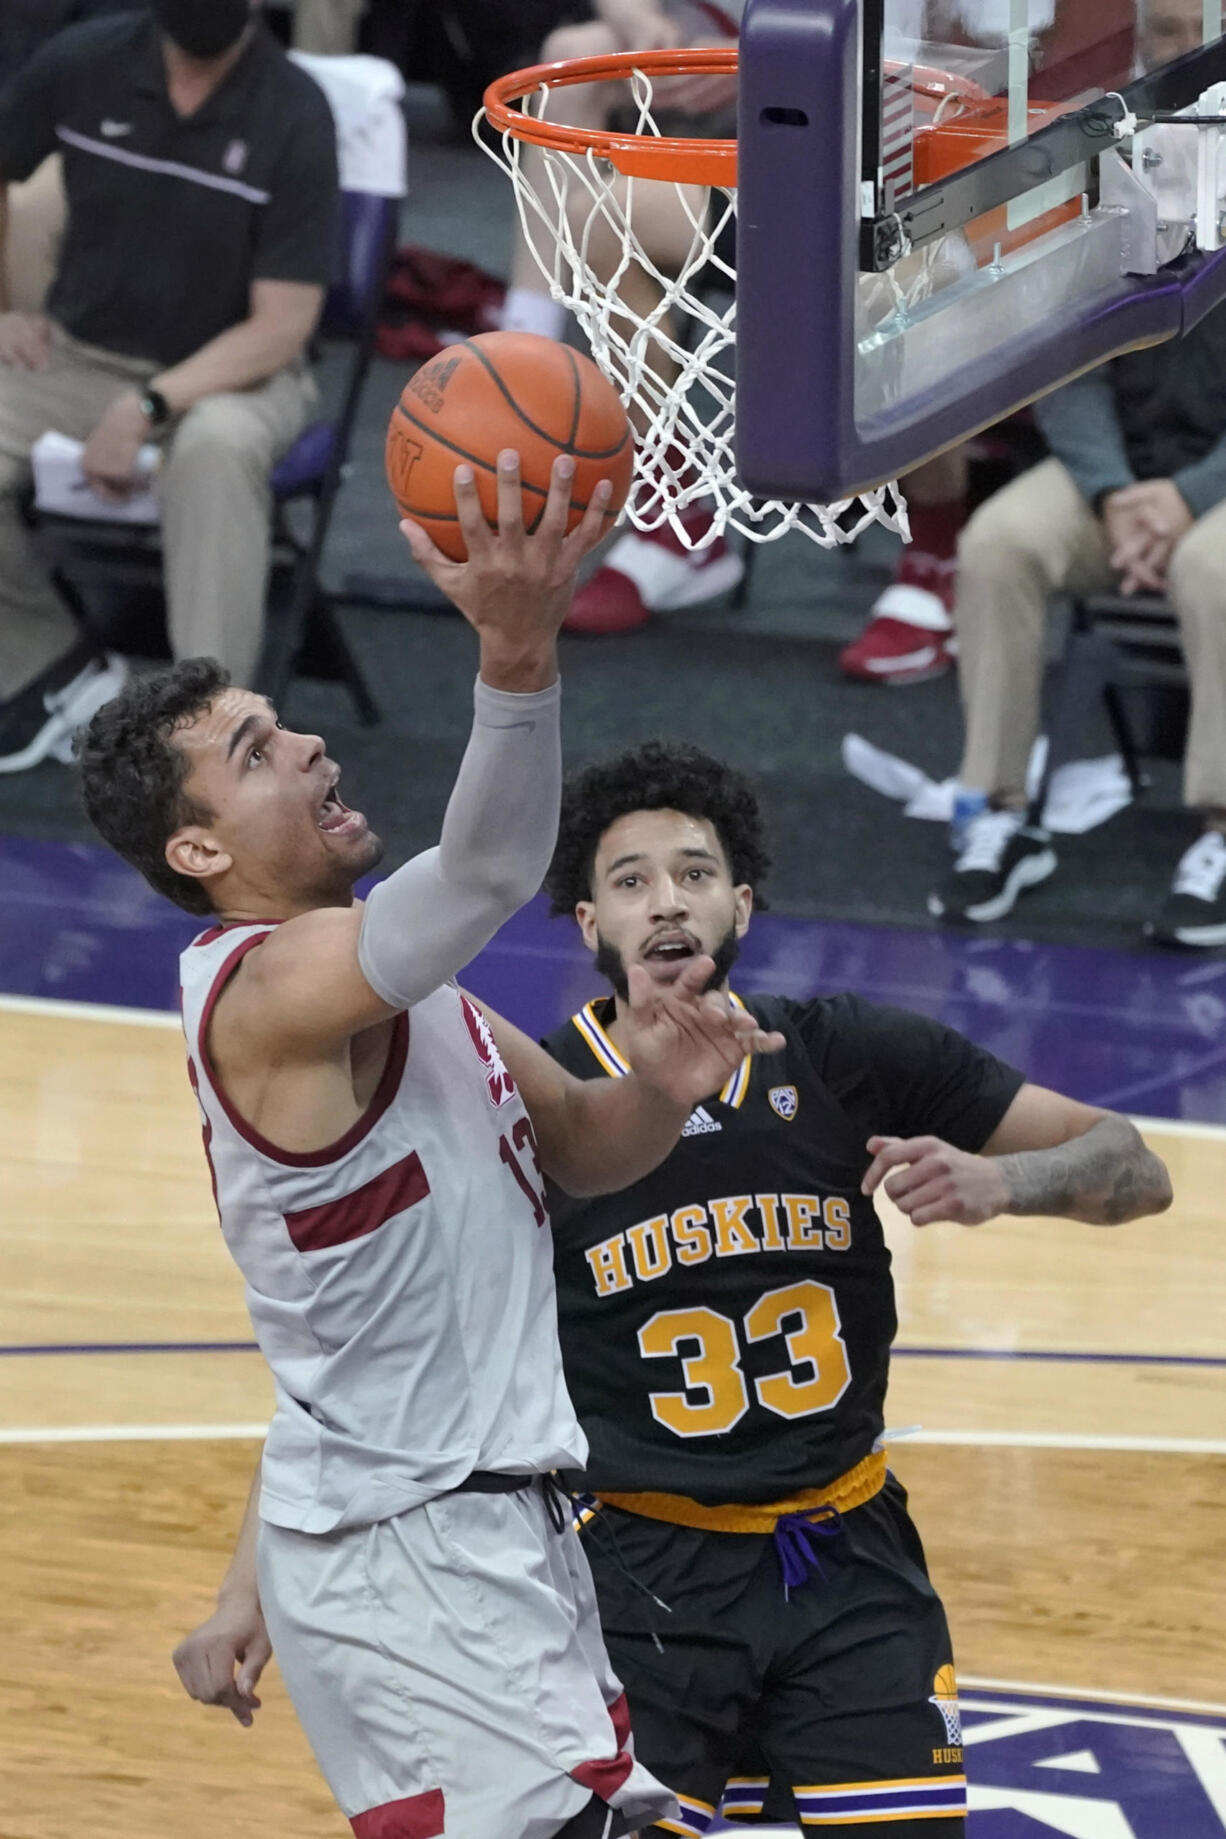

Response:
(460, 994), (516, 1109)
(769, 1084), (798, 1120)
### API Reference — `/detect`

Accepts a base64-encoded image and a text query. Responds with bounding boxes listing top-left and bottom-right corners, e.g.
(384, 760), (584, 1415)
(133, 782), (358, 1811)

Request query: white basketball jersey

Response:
(179, 922), (587, 1533)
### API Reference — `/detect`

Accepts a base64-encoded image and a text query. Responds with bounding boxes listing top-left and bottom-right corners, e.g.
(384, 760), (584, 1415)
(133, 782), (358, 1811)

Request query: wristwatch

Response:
(138, 387), (172, 429)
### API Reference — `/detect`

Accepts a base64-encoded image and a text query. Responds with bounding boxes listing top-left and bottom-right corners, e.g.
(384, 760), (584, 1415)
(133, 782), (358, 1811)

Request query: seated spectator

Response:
(0, 0), (338, 772)
(929, 297), (1226, 948)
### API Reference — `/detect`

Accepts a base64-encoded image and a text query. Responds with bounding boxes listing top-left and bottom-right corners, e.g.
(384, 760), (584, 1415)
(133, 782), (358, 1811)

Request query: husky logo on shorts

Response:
(768, 1084), (798, 1120)
(460, 995), (517, 1109)
(929, 1665), (962, 1746)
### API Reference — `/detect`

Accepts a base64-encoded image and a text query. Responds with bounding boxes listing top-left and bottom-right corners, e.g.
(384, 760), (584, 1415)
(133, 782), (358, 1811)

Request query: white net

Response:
(479, 67), (909, 552)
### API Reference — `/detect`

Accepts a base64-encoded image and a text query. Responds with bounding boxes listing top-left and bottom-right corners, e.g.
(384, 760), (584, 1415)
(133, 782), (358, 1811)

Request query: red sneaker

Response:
(839, 592), (955, 686)
(564, 509), (745, 636)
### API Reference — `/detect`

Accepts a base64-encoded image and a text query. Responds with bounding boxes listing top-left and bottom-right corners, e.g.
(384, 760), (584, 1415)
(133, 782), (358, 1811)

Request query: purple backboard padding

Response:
(736, 0), (1226, 499)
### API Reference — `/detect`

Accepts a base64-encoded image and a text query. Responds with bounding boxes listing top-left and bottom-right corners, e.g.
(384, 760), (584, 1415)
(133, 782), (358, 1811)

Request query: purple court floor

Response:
(3, 831), (1226, 1123)
(704, 1686), (1226, 1838)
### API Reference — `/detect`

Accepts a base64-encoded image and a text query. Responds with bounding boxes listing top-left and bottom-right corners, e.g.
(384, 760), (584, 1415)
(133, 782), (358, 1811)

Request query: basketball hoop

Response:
(479, 50), (910, 552)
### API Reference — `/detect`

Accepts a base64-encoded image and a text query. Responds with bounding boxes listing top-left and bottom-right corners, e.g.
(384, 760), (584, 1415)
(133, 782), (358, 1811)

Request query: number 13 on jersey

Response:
(637, 1280), (852, 1436)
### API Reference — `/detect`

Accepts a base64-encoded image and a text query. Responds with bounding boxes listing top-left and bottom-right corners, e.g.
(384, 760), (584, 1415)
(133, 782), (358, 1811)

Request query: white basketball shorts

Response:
(258, 1479), (678, 1839)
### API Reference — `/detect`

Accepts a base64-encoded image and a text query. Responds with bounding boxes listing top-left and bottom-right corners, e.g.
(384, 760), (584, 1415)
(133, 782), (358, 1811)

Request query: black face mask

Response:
(152, 0), (251, 59)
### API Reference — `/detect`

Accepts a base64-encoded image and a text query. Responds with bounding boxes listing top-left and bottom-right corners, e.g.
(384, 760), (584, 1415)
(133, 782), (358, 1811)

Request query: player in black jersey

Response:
(176, 742), (1172, 1838)
(539, 742), (1171, 1839)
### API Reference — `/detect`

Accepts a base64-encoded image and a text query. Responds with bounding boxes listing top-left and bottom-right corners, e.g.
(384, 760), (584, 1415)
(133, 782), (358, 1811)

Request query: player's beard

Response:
(595, 923), (741, 1003)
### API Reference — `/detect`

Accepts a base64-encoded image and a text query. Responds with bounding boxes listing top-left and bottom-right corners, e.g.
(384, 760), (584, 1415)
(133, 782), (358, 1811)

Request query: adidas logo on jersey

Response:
(682, 1105), (721, 1137)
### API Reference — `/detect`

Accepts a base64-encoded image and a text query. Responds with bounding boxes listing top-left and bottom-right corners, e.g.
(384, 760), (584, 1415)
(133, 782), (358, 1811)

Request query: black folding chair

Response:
(1030, 590), (1186, 823)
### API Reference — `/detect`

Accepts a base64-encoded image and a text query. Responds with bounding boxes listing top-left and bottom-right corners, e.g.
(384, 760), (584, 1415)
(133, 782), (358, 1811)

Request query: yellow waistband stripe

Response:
(595, 1448), (887, 1532)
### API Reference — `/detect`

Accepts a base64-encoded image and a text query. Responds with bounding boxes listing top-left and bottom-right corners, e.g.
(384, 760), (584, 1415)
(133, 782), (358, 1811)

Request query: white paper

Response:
(842, 732), (1132, 835)
(32, 430), (162, 525)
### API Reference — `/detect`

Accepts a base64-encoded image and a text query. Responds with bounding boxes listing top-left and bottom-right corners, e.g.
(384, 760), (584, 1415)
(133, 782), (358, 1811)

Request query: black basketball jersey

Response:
(545, 989), (1023, 1505)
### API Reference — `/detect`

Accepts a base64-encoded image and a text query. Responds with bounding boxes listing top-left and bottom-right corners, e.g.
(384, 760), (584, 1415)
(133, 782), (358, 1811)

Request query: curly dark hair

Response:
(545, 741), (771, 916)
(78, 658), (231, 918)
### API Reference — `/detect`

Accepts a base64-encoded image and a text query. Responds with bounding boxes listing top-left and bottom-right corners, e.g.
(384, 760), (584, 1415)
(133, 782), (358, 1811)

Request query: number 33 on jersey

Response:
(544, 994), (901, 1506)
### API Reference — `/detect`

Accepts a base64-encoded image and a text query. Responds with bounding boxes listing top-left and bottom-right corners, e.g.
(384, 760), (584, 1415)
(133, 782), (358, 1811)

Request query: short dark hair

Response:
(545, 741), (771, 916)
(78, 658), (231, 917)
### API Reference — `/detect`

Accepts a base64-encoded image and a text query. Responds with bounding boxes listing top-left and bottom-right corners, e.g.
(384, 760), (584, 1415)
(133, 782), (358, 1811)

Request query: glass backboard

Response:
(735, 0), (1226, 500)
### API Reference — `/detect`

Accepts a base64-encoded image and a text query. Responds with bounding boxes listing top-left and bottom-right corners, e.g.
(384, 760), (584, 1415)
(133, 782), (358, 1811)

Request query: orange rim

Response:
(482, 49), (997, 191)
(482, 48), (739, 187)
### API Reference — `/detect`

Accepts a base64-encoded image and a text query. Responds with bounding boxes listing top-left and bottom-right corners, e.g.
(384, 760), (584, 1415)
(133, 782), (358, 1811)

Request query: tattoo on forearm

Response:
(995, 1116), (1172, 1224)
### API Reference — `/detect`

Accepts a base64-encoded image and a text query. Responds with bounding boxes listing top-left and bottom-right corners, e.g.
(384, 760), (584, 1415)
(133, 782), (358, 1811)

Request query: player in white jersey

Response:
(78, 454), (784, 1839)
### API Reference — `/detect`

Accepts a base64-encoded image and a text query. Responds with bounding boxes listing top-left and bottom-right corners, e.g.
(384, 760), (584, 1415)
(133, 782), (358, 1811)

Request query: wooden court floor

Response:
(2, 1001), (1224, 1838)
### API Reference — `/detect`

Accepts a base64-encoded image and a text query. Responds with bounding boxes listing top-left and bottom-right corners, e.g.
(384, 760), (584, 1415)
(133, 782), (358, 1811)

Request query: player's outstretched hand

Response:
(398, 451), (613, 647)
(622, 956), (784, 1110)
(172, 1596), (273, 1728)
(861, 1134), (1010, 1227)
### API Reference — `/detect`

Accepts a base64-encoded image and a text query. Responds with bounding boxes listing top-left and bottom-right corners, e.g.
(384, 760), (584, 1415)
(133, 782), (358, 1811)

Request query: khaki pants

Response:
(0, 324), (316, 696)
(956, 456), (1226, 811)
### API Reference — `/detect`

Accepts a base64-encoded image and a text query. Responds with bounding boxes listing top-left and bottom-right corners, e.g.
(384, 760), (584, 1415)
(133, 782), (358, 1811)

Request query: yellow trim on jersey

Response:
(574, 1002), (627, 1078)
(656, 1791), (717, 1839)
(795, 1777), (967, 1796)
(799, 1813), (966, 1826)
(595, 1448), (887, 1532)
(573, 994), (754, 1106)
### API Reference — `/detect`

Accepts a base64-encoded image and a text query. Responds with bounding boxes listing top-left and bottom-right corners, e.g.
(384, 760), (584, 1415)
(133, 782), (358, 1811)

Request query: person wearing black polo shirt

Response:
(0, 0), (339, 771)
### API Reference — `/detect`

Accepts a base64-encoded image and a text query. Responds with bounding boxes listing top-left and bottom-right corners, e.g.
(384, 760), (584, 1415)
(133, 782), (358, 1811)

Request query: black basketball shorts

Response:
(580, 1475), (967, 1834)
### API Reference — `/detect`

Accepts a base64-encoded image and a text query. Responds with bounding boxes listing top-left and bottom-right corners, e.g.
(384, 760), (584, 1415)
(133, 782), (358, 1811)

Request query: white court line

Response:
(0, 1422), (268, 1443)
(0, 993), (180, 1029)
(2, 1422), (1223, 1452)
(1131, 1112), (1226, 1141)
(901, 1428), (1226, 1454)
(2, 995), (1226, 1142)
(959, 1674), (1226, 1717)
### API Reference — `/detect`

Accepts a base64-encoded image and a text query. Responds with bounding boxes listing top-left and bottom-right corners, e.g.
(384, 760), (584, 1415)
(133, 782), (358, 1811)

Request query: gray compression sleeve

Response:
(357, 675), (561, 1010)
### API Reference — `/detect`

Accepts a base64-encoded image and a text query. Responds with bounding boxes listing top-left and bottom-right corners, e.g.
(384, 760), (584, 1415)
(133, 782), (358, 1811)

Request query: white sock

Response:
(500, 288), (568, 339)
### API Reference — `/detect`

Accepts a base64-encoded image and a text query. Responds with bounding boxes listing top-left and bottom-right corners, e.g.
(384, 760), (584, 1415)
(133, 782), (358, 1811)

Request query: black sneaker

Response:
(1147, 830), (1226, 947)
(0, 644), (129, 774)
(928, 807), (1057, 923)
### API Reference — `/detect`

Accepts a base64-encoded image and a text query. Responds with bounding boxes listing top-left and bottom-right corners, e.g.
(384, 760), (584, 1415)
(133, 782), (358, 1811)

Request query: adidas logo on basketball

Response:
(682, 1105), (721, 1137)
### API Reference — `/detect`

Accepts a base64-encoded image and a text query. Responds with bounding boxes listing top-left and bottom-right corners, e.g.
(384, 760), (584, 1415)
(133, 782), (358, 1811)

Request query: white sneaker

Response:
(0, 648), (129, 774)
(1149, 829), (1226, 947)
(928, 807), (1057, 923)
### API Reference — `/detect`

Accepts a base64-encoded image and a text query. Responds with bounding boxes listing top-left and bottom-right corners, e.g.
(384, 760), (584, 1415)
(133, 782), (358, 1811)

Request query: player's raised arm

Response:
(478, 956), (784, 1196)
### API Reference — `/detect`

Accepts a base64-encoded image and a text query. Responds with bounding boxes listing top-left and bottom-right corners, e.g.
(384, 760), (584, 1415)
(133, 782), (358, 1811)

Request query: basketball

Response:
(385, 331), (634, 560)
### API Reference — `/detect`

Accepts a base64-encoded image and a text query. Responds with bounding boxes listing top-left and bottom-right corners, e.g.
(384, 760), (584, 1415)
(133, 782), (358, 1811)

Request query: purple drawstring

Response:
(773, 1504), (844, 1598)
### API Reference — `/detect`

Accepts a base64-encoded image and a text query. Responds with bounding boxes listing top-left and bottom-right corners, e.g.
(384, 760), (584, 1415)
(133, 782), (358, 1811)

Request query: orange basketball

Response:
(386, 331), (634, 561)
